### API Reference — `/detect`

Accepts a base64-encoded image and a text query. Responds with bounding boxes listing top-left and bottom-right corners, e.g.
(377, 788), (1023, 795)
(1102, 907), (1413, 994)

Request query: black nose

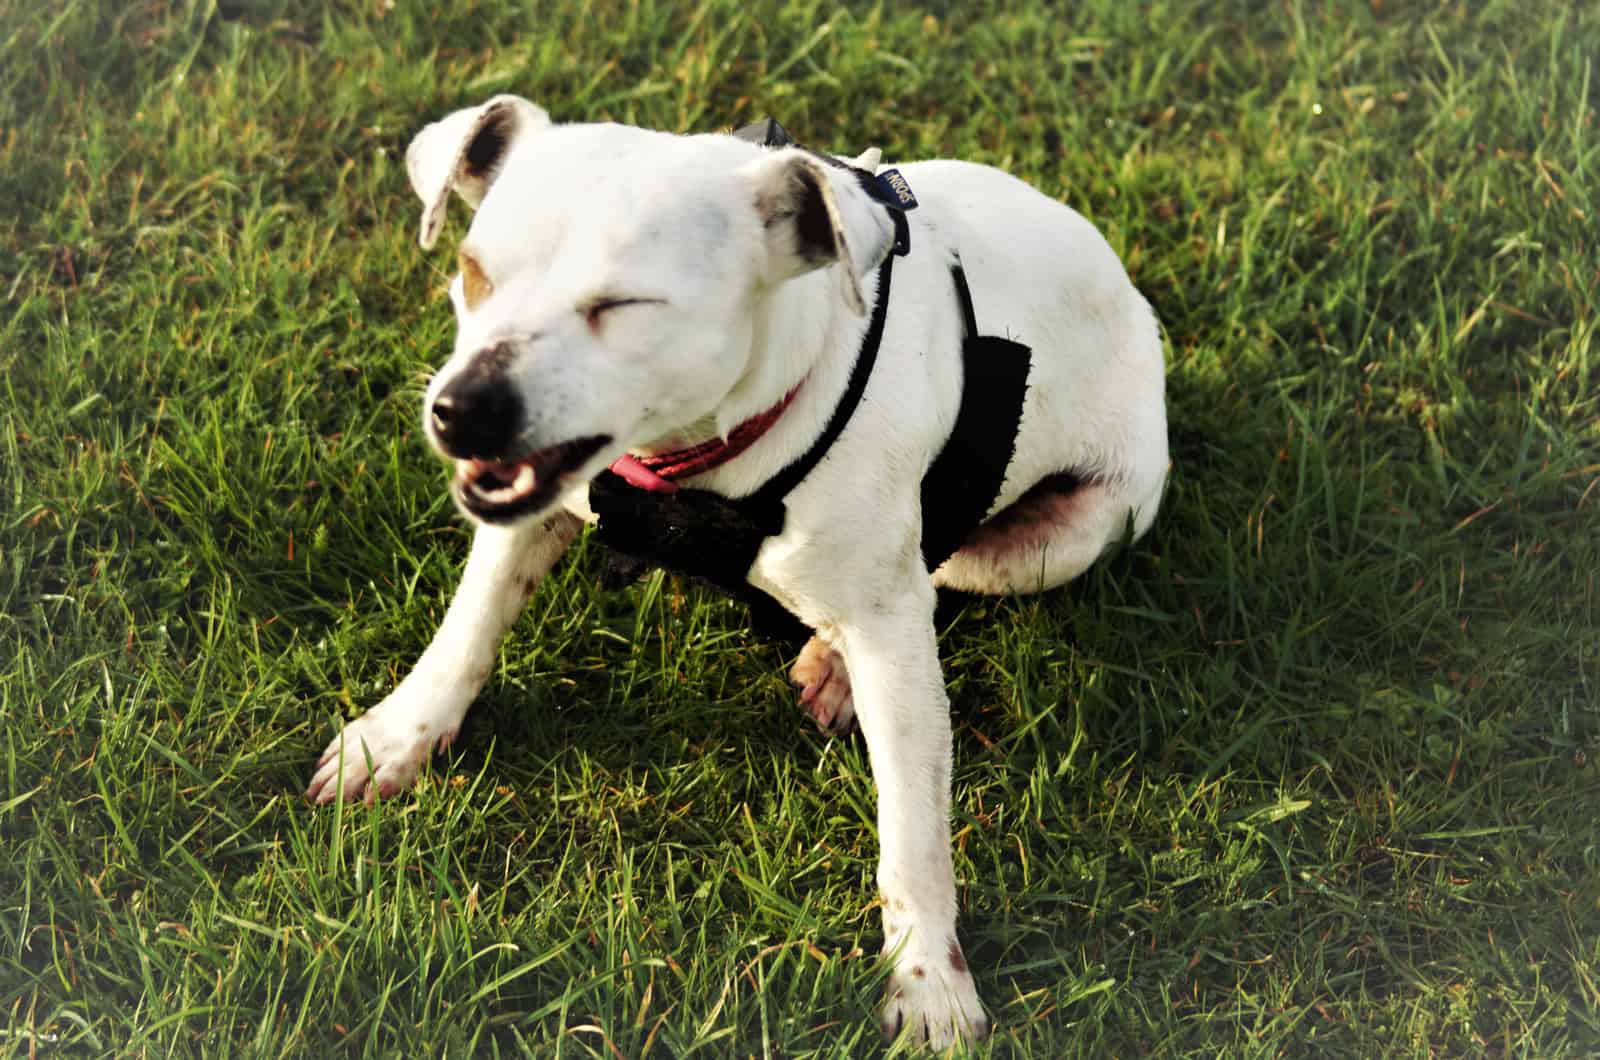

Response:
(430, 370), (522, 459)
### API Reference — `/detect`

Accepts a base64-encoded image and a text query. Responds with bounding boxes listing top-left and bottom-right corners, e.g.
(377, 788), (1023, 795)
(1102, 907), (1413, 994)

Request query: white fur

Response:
(309, 97), (1169, 1047)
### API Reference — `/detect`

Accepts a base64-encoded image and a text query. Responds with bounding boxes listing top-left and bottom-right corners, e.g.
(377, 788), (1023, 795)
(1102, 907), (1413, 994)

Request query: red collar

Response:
(608, 382), (803, 493)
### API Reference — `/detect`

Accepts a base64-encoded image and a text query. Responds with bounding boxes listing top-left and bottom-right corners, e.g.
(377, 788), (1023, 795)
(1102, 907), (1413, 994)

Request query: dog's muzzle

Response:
(453, 435), (612, 523)
(429, 350), (612, 523)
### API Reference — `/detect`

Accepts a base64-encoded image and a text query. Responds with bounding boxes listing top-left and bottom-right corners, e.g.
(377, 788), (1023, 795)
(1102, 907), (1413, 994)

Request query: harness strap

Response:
(747, 254), (893, 508)
(918, 259), (1032, 570)
(950, 257), (981, 339)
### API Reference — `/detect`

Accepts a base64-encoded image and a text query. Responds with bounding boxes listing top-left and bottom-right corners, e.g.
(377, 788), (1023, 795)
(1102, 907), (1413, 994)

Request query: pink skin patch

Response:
(958, 478), (1101, 561)
(609, 454), (679, 493)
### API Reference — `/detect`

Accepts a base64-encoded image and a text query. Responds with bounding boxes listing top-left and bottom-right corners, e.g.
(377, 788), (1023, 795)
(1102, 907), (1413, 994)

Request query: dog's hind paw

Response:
(305, 705), (456, 805)
(789, 636), (856, 733)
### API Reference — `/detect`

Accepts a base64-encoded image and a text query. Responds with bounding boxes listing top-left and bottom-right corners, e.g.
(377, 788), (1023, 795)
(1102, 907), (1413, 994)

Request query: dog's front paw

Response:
(304, 703), (458, 805)
(876, 935), (985, 1050)
(881, 938), (989, 1049)
(789, 636), (856, 733)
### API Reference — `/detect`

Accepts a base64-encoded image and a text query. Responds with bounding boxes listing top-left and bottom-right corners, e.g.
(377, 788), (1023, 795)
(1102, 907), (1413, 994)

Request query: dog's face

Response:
(405, 96), (895, 525)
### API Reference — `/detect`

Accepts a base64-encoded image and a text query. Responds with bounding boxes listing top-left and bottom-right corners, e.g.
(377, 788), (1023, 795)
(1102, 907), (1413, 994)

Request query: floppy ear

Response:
(742, 148), (896, 316)
(405, 95), (550, 250)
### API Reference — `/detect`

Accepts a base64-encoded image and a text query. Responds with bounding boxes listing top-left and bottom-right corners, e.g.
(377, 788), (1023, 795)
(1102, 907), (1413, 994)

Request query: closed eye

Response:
(581, 296), (666, 331)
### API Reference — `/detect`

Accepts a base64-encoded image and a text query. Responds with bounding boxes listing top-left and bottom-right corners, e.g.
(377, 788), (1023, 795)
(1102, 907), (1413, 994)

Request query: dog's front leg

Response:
(306, 513), (580, 804)
(831, 580), (989, 1046)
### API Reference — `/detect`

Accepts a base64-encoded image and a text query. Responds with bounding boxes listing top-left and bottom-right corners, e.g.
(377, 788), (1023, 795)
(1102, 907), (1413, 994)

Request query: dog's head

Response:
(404, 95), (896, 525)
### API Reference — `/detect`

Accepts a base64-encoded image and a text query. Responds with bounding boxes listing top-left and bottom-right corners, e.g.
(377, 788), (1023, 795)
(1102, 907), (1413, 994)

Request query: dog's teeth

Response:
(514, 464), (535, 493)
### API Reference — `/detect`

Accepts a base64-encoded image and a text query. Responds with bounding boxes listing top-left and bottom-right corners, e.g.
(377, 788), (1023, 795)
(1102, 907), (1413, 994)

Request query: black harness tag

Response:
(869, 169), (918, 257)
(868, 168), (918, 211)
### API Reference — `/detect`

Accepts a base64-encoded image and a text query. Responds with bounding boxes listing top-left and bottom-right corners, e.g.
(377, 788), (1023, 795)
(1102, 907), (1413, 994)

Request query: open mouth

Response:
(452, 434), (612, 523)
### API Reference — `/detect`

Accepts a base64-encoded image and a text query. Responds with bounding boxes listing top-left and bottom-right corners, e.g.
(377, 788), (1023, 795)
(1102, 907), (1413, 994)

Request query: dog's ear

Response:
(742, 148), (896, 316)
(405, 95), (550, 250)
(843, 146), (882, 171)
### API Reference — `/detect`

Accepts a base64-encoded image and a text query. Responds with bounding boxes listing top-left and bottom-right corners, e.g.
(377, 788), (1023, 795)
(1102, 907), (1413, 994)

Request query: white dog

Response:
(307, 96), (1167, 1047)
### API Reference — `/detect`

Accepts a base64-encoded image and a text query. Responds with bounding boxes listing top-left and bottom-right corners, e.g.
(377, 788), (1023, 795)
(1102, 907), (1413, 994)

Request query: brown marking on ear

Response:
(948, 940), (967, 974)
(911, 966), (925, 979)
(459, 248), (493, 310)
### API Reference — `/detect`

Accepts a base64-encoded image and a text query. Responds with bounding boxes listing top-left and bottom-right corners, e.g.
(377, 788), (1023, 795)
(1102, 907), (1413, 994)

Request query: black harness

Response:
(587, 121), (1032, 644)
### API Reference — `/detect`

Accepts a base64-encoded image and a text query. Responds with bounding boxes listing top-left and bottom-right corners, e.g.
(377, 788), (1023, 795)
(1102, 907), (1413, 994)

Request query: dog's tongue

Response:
(609, 454), (679, 493)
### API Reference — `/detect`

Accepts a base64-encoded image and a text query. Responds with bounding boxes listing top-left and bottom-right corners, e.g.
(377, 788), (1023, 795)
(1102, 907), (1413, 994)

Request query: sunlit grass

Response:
(1, 0), (1596, 1055)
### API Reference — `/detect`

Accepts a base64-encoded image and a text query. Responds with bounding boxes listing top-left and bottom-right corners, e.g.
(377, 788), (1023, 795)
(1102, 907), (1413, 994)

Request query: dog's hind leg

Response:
(306, 513), (581, 804)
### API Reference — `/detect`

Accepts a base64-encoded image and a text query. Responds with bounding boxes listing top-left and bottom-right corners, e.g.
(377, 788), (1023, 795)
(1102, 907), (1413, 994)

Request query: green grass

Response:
(2, 0), (1597, 1054)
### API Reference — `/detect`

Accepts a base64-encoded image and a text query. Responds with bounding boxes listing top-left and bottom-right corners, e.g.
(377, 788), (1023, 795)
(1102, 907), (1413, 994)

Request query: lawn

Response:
(2, 0), (1597, 1055)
